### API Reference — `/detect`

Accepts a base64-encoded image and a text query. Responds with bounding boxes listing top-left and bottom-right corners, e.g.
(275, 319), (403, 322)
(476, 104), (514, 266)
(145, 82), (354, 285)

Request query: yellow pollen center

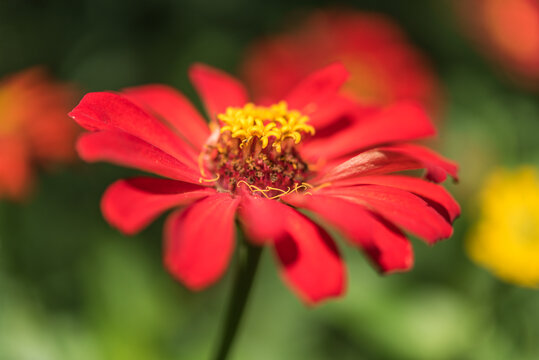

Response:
(0, 88), (20, 135)
(217, 101), (315, 152)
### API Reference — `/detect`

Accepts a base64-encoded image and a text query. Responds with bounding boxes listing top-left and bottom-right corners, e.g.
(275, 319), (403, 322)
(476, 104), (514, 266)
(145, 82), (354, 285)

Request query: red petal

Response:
(69, 92), (197, 166)
(77, 131), (202, 183)
(122, 85), (210, 150)
(379, 144), (459, 182)
(321, 185), (453, 244)
(164, 193), (239, 290)
(189, 63), (249, 122)
(342, 175), (460, 222)
(315, 149), (421, 184)
(285, 62), (349, 113)
(101, 177), (216, 235)
(284, 194), (412, 273)
(303, 101), (436, 159)
(273, 205), (345, 305)
(315, 145), (458, 185)
(305, 95), (357, 129)
(237, 195), (345, 304)
(238, 194), (287, 244)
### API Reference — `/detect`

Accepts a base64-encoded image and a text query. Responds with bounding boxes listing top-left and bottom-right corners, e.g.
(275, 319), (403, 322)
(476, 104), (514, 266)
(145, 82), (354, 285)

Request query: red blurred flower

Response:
(456, 0), (539, 88)
(241, 10), (440, 113)
(70, 63), (459, 304)
(0, 68), (78, 200)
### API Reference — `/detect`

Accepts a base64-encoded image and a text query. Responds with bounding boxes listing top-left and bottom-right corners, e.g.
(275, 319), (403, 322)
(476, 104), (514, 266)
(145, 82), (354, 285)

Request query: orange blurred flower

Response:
(241, 10), (441, 113)
(0, 68), (78, 200)
(456, 0), (539, 88)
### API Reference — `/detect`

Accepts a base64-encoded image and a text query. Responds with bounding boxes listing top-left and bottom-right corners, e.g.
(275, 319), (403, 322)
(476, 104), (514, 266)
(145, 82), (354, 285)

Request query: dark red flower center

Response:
(203, 101), (314, 197)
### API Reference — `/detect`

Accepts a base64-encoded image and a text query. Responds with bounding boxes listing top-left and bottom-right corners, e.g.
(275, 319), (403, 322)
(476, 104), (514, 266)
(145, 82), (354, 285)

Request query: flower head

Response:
(207, 101), (314, 195)
(70, 63), (459, 304)
(0, 68), (78, 200)
(241, 10), (440, 112)
(467, 167), (539, 288)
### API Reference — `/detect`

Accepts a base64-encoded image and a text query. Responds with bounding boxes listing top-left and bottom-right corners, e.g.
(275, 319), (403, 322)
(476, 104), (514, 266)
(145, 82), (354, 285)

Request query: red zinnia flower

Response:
(69, 63), (459, 304)
(0, 67), (78, 200)
(455, 0), (539, 88)
(241, 10), (440, 113)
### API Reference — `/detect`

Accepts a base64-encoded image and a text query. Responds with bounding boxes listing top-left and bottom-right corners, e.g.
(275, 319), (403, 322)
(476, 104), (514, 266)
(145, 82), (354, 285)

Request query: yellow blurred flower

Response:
(467, 166), (539, 288)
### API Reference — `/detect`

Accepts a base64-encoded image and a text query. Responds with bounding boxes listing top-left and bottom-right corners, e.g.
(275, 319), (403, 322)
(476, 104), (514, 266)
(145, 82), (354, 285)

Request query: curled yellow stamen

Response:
(235, 180), (313, 199)
(198, 145), (209, 177)
(311, 182), (332, 191)
(198, 174), (220, 183)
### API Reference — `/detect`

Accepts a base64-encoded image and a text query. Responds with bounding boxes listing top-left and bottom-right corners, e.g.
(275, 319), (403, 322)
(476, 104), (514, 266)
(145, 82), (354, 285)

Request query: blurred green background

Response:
(1, 0), (539, 359)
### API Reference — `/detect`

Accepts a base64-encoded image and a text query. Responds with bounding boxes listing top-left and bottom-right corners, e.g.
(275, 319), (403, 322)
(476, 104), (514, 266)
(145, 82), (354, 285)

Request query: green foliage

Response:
(1, 0), (539, 359)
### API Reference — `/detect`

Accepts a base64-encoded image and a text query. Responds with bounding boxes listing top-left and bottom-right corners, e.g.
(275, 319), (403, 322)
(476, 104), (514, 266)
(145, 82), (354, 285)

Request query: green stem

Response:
(212, 235), (263, 360)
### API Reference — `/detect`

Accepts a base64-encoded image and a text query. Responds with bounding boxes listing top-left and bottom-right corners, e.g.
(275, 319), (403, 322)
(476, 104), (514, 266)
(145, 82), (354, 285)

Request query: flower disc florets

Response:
(205, 101), (314, 197)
